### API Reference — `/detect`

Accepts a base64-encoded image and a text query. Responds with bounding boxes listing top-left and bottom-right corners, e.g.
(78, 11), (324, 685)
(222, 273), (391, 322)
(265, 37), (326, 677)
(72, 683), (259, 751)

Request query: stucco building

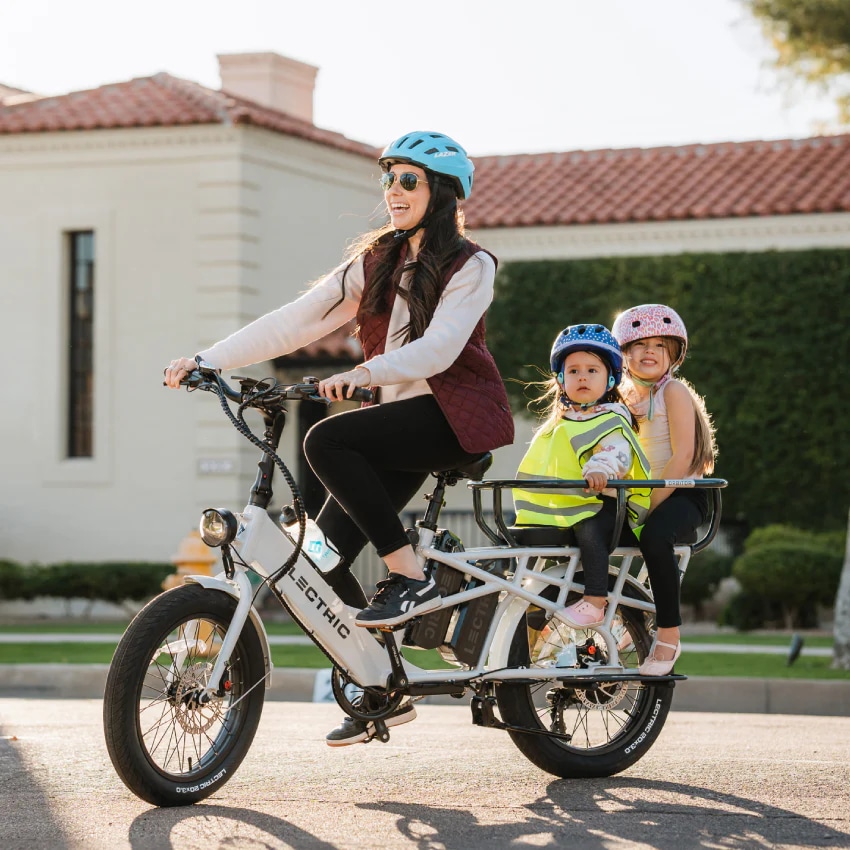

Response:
(2, 51), (849, 578)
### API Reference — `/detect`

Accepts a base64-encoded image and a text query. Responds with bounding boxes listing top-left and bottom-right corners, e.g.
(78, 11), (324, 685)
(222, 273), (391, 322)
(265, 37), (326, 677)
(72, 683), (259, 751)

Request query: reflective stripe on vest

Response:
(512, 411), (650, 532)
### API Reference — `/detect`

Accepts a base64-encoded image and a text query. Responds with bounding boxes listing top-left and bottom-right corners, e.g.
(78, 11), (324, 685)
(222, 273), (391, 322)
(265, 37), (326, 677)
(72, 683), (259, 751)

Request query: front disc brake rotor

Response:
(173, 662), (221, 733)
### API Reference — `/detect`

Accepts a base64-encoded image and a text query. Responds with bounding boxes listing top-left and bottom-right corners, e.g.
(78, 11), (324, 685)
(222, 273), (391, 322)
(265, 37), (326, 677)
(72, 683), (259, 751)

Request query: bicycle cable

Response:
(204, 371), (308, 581)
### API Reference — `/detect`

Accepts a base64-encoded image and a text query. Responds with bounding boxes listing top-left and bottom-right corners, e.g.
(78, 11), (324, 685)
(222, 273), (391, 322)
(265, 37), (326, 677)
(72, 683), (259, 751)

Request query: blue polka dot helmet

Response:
(379, 130), (475, 200)
(550, 323), (624, 386)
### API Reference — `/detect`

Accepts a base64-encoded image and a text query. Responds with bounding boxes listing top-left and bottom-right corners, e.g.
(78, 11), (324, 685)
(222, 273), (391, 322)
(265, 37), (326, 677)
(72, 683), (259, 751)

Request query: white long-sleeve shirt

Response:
(197, 251), (496, 405)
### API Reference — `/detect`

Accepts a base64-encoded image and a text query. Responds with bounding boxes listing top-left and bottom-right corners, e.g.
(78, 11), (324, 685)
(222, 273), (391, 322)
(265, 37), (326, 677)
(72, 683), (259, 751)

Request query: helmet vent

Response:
(631, 320), (641, 328)
(408, 138), (423, 149)
(424, 147), (439, 155)
(663, 317), (672, 323)
(446, 146), (459, 152)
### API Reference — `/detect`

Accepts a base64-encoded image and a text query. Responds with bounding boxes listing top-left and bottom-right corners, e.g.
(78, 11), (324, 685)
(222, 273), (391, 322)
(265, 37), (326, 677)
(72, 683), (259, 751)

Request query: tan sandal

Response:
(638, 637), (681, 676)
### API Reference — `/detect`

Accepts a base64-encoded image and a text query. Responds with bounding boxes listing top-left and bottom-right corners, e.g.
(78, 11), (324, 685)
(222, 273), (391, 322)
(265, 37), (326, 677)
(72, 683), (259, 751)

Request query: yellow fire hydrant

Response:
(162, 529), (219, 591)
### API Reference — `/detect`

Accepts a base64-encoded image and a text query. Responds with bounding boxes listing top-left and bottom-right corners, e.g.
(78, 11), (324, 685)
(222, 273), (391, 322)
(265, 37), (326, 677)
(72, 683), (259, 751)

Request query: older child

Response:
(612, 304), (717, 675)
(513, 324), (650, 629)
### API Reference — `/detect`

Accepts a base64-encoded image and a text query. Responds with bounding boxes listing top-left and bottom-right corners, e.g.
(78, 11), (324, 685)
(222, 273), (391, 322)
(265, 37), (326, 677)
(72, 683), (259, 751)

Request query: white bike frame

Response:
(191, 479), (722, 700)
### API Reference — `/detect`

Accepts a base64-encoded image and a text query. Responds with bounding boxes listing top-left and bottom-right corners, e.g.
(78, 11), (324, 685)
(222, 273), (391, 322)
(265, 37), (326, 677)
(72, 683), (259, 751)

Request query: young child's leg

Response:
(557, 498), (616, 628)
(638, 489), (708, 670)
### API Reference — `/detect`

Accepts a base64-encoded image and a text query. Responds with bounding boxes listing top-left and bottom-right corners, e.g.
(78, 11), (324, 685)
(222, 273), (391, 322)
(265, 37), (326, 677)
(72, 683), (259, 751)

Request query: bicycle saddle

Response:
(436, 452), (493, 483)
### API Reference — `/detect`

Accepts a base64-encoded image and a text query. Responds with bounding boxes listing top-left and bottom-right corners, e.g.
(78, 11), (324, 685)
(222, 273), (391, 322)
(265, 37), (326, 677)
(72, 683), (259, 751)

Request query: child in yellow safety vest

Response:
(513, 323), (650, 629)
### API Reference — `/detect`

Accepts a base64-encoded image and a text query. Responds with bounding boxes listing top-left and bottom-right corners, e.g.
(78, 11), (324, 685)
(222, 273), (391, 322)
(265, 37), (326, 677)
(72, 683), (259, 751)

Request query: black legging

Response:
(623, 488), (709, 628)
(303, 395), (479, 607)
(572, 496), (617, 598)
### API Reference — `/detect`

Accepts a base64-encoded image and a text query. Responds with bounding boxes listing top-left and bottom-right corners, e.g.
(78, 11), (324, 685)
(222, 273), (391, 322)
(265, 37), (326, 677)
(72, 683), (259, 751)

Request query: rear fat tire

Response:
(495, 586), (673, 778)
(103, 585), (266, 806)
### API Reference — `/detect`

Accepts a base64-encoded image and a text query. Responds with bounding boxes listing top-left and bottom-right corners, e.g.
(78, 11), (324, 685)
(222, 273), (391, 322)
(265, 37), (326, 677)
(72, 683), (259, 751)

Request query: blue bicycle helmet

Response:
(379, 130), (475, 200)
(550, 323), (624, 386)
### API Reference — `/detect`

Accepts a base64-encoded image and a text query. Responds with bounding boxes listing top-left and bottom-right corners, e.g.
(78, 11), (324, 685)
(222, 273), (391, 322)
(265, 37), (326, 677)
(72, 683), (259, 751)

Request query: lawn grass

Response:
(0, 620), (835, 645)
(1, 641), (846, 679)
(677, 653), (849, 680)
(681, 633), (833, 648)
(0, 641), (454, 669)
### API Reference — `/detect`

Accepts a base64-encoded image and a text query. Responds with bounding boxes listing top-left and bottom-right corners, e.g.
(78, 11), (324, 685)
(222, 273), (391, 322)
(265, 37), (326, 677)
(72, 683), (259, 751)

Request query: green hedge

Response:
(489, 249), (850, 531)
(680, 550), (734, 617)
(0, 561), (176, 606)
(721, 523), (845, 629)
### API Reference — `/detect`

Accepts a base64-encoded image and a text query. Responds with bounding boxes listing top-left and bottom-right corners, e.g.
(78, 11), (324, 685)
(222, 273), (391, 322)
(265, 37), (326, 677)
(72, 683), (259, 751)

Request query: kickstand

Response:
(470, 687), (500, 728)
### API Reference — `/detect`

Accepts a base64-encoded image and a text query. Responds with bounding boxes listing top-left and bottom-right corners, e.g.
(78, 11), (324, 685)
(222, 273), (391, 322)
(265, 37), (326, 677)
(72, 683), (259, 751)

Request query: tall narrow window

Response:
(68, 231), (95, 458)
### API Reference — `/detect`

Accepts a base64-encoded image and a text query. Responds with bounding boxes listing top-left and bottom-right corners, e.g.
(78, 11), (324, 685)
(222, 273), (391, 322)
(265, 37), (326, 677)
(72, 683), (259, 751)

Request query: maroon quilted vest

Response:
(357, 240), (514, 454)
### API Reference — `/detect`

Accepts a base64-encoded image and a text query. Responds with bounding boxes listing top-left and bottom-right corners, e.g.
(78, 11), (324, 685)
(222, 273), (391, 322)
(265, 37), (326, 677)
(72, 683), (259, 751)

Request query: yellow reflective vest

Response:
(513, 410), (650, 534)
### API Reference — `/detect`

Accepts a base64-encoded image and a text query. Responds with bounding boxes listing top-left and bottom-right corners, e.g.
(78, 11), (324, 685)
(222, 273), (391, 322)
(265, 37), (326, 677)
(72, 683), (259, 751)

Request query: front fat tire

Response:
(495, 602), (673, 778)
(103, 585), (266, 806)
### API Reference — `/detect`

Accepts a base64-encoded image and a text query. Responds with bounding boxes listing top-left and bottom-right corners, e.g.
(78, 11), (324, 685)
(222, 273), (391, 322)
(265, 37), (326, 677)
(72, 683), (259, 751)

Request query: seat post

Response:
(419, 474), (449, 532)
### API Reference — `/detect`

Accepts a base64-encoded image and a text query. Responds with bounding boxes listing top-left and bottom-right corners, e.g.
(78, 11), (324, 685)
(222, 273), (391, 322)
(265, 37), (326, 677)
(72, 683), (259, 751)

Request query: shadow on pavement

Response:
(0, 729), (71, 850)
(127, 805), (339, 850)
(357, 777), (850, 849)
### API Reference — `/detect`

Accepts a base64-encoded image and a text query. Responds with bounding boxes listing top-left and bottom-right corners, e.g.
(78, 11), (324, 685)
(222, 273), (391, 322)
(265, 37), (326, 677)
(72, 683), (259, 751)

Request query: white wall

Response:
(0, 124), (376, 564)
(4, 121), (848, 566)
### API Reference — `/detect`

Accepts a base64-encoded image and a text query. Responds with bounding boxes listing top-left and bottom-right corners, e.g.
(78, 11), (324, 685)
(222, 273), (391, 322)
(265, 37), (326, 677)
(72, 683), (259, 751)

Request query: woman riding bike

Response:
(163, 129), (514, 745)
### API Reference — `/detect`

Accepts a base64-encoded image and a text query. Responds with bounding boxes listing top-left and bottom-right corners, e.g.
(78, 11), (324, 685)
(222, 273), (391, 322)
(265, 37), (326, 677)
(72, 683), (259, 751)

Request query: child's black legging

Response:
(623, 488), (709, 628)
(303, 395), (479, 608)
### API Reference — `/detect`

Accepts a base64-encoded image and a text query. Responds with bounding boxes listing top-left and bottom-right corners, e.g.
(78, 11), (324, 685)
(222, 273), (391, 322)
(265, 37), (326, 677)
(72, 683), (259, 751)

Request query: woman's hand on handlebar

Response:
(318, 366), (372, 402)
(163, 357), (199, 389)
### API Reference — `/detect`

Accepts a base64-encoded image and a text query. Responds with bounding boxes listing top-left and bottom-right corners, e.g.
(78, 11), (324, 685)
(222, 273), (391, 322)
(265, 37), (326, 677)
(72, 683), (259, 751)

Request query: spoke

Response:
(130, 613), (251, 777)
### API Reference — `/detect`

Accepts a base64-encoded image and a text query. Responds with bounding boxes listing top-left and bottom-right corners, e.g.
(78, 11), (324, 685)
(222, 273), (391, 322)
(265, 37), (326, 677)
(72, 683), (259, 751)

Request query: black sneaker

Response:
(325, 703), (417, 747)
(354, 573), (442, 628)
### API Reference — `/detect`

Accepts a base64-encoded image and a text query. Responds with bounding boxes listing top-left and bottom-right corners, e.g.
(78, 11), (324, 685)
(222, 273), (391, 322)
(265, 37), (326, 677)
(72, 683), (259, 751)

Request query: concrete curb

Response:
(1, 664), (848, 716)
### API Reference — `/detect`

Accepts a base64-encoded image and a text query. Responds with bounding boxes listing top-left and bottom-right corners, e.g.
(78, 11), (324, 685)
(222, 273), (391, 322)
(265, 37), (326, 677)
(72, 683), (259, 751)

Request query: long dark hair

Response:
(325, 173), (468, 341)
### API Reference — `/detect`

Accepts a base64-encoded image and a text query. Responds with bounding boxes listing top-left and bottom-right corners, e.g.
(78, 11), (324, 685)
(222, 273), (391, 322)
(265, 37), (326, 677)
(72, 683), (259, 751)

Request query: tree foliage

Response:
(743, 0), (850, 121)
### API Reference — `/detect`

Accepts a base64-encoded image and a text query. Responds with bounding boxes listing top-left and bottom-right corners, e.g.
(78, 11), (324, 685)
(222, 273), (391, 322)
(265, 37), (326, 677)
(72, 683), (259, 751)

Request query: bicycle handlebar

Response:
(178, 367), (374, 407)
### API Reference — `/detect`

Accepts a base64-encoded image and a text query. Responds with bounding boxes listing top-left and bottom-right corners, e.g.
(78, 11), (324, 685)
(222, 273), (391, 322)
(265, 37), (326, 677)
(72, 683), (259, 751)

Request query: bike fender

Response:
(183, 574), (274, 686)
(487, 565), (652, 669)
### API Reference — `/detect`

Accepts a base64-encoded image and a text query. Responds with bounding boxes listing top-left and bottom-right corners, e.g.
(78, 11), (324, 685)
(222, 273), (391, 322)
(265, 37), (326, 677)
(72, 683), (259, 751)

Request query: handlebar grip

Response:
(350, 387), (373, 403)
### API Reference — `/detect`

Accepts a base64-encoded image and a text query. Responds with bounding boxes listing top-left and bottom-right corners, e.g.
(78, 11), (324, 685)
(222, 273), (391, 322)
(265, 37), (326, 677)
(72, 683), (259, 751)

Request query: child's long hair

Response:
(622, 338), (717, 475)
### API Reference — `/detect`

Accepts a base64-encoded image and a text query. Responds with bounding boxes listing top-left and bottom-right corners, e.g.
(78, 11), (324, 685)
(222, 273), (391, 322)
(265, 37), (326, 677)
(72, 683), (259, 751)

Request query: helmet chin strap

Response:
(560, 393), (603, 412)
(629, 372), (671, 421)
(392, 200), (457, 241)
(393, 219), (427, 241)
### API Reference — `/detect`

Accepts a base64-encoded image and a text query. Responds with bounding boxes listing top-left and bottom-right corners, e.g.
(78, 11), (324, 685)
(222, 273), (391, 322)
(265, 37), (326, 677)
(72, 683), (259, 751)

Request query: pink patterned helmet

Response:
(612, 303), (688, 365)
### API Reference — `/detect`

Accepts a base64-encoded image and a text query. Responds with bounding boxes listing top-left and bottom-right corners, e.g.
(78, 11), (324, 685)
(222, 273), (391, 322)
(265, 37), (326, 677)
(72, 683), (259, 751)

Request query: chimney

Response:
(217, 52), (318, 123)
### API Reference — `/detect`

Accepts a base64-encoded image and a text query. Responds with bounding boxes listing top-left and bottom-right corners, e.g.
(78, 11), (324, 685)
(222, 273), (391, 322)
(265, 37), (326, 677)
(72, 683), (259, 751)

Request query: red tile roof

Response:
(2, 72), (849, 225)
(0, 73), (378, 158)
(464, 136), (850, 226)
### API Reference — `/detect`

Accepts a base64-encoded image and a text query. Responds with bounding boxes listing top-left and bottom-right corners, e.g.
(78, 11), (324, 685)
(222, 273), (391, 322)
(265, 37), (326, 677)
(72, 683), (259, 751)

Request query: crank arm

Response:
(364, 718), (390, 744)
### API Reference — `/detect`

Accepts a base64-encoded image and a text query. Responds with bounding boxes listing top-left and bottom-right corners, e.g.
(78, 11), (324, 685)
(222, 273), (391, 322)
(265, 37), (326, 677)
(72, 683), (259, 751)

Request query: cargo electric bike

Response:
(103, 365), (726, 806)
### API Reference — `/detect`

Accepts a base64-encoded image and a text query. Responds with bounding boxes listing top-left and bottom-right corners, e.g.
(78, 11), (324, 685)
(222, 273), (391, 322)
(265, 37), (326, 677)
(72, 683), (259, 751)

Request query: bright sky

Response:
(1, 0), (842, 157)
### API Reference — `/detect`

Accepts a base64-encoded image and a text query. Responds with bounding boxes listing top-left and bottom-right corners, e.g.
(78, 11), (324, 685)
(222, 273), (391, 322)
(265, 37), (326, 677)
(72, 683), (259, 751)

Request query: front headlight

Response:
(199, 509), (238, 547)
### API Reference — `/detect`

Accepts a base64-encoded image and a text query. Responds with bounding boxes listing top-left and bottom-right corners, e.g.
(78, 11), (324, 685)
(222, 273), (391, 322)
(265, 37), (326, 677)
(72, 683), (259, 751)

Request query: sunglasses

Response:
(380, 171), (428, 192)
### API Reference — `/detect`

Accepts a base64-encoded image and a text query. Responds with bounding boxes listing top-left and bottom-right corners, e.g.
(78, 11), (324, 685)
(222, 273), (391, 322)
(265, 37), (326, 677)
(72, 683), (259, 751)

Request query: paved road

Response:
(1, 699), (849, 850)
